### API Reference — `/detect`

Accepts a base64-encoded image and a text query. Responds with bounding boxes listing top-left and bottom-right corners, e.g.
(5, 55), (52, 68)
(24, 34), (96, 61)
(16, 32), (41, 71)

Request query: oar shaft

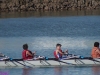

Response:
(55, 59), (75, 65)
(15, 61), (29, 67)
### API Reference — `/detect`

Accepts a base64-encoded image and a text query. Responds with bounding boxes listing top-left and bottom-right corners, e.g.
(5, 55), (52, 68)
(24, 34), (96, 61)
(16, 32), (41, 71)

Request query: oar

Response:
(55, 59), (76, 65)
(14, 60), (32, 68)
(74, 56), (100, 64)
(41, 56), (76, 65)
(1, 53), (32, 68)
(88, 57), (100, 63)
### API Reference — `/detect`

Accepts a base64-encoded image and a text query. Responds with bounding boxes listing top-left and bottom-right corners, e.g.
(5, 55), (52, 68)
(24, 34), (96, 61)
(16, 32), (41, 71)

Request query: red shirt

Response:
(54, 50), (62, 59)
(22, 50), (33, 60)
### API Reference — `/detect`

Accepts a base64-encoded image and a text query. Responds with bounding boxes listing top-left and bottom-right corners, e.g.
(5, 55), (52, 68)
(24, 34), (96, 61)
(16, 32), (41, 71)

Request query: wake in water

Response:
(32, 37), (88, 49)
(0, 37), (99, 50)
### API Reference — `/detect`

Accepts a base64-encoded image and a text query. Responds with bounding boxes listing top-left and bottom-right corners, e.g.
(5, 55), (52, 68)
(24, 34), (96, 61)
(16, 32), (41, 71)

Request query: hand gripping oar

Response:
(0, 53), (32, 68)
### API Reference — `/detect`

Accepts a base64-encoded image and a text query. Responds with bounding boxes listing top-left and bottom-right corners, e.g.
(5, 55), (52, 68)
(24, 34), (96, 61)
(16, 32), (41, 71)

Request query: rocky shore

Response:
(0, 0), (100, 12)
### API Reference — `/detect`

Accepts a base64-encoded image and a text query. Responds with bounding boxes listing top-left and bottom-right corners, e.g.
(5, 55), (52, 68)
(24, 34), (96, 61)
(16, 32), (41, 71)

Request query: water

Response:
(0, 11), (100, 75)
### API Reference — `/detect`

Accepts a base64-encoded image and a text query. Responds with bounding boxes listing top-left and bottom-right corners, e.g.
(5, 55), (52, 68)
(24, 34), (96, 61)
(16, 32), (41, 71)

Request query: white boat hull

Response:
(0, 58), (100, 68)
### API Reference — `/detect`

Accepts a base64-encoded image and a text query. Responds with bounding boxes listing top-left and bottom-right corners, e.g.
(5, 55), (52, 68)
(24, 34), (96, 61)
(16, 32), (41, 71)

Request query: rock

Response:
(1, 3), (7, 9)
(78, 1), (81, 7)
(26, 0), (30, 3)
(72, 6), (76, 10)
(56, 4), (60, 9)
(20, 5), (26, 11)
(40, 4), (44, 9)
(33, 0), (39, 3)
(28, 7), (34, 11)
(25, 3), (29, 8)
(43, 0), (50, 3)
(2, 0), (6, 3)
(44, 6), (49, 10)
(0, 0), (100, 12)
(63, 2), (68, 6)
(7, 2), (13, 10)
(36, 3), (41, 9)
(12, 7), (18, 11)
(13, 0), (19, 6)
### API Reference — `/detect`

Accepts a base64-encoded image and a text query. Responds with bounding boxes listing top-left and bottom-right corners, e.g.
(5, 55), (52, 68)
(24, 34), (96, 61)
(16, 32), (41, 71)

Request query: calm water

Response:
(0, 10), (100, 75)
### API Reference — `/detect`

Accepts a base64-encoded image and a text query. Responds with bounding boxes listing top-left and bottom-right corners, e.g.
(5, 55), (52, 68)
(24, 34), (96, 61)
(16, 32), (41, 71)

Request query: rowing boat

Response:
(0, 57), (100, 68)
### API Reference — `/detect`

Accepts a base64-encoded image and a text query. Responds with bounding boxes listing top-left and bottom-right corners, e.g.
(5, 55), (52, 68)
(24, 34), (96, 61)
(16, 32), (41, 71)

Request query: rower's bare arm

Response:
(58, 50), (64, 55)
(26, 51), (33, 56)
(96, 49), (100, 54)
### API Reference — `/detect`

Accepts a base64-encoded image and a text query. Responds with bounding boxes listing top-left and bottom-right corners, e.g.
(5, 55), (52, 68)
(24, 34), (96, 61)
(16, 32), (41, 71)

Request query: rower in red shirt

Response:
(22, 44), (35, 60)
(91, 42), (100, 58)
(54, 43), (68, 59)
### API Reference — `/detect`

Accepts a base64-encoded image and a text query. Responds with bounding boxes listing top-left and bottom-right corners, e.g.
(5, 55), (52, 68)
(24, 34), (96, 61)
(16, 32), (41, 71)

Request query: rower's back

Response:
(91, 42), (100, 58)
(22, 44), (33, 60)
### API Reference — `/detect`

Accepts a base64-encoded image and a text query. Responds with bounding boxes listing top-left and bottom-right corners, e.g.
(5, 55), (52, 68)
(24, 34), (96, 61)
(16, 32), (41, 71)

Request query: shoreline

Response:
(0, 10), (100, 18)
(0, 0), (100, 12)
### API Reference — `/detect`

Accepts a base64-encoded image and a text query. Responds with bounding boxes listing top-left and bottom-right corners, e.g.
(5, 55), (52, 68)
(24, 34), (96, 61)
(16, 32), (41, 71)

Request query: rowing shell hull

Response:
(0, 58), (100, 68)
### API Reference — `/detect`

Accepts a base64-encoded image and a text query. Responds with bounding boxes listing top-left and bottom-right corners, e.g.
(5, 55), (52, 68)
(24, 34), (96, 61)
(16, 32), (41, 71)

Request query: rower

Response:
(54, 43), (68, 59)
(91, 42), (100, 58)
(22, 44), (35, 60)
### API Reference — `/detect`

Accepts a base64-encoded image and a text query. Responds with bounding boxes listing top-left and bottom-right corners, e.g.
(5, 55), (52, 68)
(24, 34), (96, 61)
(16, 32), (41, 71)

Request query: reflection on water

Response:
(54, 67), (62, 75)
(54, 67), (69, 75)
(0, 10), (100, 18)
(21, 66), (100, 75)
(22, 68), (32, 75)
(92, 67), (100, 75)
